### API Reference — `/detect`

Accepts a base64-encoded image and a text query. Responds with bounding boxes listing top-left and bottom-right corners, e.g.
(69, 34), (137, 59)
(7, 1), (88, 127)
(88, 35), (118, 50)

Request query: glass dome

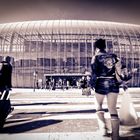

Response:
(0, 20), (140, 87)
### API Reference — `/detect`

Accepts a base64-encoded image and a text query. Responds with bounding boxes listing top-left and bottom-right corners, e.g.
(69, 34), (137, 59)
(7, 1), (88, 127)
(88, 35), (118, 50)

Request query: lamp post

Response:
(33, 70), (38, 92)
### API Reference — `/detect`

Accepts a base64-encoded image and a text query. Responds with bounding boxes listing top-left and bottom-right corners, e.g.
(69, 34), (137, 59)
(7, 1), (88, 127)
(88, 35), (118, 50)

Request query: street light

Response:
(33, 70), (38, 92)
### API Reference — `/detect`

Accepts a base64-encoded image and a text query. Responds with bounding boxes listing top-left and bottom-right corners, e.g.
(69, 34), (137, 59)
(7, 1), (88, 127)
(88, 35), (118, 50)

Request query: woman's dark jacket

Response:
(91, 51), (119, 93)
(0, 61), (12, 90)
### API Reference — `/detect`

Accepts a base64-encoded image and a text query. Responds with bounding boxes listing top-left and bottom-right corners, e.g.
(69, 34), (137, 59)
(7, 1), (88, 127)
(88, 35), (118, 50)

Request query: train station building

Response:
(0, 20), (140, 87)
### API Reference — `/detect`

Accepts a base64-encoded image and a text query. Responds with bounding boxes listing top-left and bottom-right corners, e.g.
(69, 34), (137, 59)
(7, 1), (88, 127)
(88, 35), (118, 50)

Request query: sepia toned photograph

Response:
(0, 0), (140, 139)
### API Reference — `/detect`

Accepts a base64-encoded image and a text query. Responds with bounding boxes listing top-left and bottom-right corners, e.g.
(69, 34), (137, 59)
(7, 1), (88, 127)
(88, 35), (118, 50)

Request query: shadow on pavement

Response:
(119, 136), (140, 140)
(47, 108), (109, 114)
(49, 109), (97, 114)
(15, 111), (47, 115)
(5, 109), (109, 125)
(15, 109), (98, 115)
(12, 102), (68, 106)
(0, 119), (62, 133)
(9, 109), (104, 118)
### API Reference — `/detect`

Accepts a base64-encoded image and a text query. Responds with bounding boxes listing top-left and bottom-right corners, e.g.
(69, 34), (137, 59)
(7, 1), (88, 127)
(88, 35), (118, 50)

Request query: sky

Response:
(0, 0), (140, 25)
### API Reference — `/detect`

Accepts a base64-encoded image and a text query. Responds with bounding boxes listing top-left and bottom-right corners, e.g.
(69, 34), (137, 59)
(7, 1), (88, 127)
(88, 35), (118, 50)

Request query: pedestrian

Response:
(38, 78), (43, 89)
(80, 75), (91, 96)
(91, 39), (121, 140)
(0, 56), (12, 98)
(0, 56), (13, 128)
(80, 76), (87, 95)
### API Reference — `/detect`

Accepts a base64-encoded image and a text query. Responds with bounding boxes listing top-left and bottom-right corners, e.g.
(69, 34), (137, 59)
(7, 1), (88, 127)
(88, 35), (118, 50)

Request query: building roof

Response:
(0, 20), (140, 35)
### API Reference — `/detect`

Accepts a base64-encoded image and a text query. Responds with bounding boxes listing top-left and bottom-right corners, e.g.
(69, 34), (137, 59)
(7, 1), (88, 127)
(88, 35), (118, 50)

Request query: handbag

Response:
(119, 89), (139, 126)
(115, 61), (134, 85)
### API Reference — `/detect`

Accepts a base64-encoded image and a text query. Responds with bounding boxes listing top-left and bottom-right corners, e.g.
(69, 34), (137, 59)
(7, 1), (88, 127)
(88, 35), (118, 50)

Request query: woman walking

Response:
(91, 39), (121, 140)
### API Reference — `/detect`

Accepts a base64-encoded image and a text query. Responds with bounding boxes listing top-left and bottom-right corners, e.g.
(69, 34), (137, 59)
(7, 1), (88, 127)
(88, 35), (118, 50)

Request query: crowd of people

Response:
(36, 75), (92, 91)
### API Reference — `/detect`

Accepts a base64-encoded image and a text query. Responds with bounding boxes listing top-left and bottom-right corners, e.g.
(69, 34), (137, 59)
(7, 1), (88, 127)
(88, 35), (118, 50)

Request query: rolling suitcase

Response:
(0, 90), (12, 128)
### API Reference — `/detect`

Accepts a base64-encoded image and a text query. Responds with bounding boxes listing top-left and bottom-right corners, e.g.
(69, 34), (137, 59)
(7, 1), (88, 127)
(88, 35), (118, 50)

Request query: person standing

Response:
(0, 56), (13, 128)
(0, 56), (12, 99)
(91, 39), (121, 140)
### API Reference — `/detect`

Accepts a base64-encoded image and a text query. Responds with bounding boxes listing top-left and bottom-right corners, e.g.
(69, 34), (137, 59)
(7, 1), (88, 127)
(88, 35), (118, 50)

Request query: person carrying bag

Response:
(0, 56), (13, 128)
(91, 39), (121, 140)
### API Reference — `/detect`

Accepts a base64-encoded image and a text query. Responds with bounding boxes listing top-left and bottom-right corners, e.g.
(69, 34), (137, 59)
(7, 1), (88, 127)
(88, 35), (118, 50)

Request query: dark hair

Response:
(4, 56), (11, 62)
(94, 39), (106, 51)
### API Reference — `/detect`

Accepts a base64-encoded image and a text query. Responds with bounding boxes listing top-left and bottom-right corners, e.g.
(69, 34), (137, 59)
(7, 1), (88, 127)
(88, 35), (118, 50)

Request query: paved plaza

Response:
(0, 88), (140, 140)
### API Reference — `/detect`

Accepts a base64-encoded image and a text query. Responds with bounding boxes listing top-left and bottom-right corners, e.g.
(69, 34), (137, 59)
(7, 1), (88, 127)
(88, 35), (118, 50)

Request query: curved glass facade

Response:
(0, 20), (140, 87)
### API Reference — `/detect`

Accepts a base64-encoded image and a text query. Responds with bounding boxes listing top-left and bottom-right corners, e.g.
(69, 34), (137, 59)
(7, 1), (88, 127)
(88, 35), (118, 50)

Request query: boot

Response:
(111, 118), (120, 140)
(96, 111), (108, 136)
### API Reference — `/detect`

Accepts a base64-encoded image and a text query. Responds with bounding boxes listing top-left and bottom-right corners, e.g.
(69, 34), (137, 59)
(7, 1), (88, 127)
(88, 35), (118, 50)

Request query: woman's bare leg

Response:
(95, 93), (108, 135)
(107, 92), (119, 140)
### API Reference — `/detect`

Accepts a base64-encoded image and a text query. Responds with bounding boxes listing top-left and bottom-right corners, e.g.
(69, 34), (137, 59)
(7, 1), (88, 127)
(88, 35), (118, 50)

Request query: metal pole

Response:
(33, 71), (37, 92)
(33, 77), (35, 92)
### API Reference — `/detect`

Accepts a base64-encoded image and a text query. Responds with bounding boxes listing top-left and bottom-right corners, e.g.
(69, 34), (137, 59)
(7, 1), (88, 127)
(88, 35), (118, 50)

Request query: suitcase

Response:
(0, 90), (12, 128)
